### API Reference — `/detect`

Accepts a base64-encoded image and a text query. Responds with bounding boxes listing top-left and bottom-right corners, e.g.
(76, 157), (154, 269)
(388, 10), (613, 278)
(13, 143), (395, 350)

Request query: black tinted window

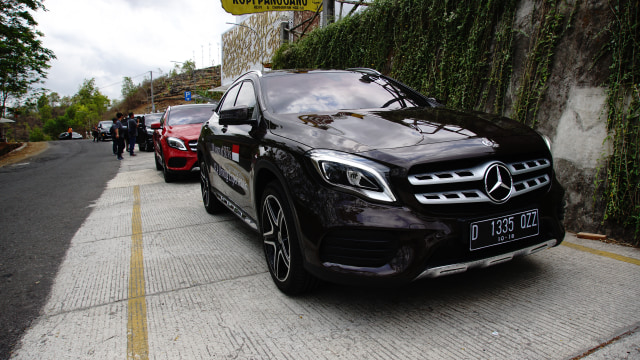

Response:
(235, 82), (256, 108)
(167, 106), (215, 126)
(220, 84), (241, 112)
(262, 72), (429, 114)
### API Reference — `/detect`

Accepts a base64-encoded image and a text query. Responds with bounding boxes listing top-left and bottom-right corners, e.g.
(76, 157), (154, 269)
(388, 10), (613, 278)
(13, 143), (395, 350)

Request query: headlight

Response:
(538, 132), (552, 151)
(146, 128), (154, 135)
(307, 149), (396, 203)
(167, 137), (187, 151)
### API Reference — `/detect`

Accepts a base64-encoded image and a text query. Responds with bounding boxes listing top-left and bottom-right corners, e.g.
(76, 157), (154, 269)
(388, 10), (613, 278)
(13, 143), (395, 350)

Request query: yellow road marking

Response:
(127, 186), (149, 359)
(562, 241), (640, 266)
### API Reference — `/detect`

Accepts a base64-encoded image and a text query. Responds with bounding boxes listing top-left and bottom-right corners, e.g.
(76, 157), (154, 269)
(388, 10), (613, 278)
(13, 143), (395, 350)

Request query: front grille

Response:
(409, 158), (551, 205)
(188, 140), (198, 152)
(320, 230), (398, 268)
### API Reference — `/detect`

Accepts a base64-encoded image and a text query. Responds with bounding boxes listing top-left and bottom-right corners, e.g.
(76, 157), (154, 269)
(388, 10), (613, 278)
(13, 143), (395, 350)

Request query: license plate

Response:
(469, 209), (539, 251)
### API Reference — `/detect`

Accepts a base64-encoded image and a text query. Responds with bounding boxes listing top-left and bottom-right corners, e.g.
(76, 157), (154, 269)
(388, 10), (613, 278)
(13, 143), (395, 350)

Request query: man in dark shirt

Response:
(113, 113), (125, 160)
(126, 112), (137, 156)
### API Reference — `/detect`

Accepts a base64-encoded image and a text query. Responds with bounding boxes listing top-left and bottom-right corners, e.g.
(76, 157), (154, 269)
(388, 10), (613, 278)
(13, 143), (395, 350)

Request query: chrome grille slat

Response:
(411, 158), (552, 205)
(507, 158), (550, 175)
(408, 163), (488, 185)
(513, 174), (550, 196)
(416, 190), (489, 204)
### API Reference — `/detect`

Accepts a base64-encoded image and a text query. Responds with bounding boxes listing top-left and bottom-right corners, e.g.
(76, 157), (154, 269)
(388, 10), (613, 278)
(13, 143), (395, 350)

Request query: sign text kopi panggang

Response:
(221, 0), (322, 15)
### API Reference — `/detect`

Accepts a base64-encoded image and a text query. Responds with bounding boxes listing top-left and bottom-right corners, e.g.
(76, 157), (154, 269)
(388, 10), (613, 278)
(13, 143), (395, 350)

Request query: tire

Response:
(155, 152), (163, 170)
(139, 143), (146, 152)
(162, 157), (177, 183)
(200, 161), (224, 214)
(261, 181), (316, 295)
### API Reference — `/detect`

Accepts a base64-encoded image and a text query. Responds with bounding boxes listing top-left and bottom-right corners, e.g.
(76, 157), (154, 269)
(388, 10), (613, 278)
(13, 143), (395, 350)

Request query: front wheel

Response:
(162, 159), (177, 183)
(155, 152), (163, 170)
(261, 181), (316, 295)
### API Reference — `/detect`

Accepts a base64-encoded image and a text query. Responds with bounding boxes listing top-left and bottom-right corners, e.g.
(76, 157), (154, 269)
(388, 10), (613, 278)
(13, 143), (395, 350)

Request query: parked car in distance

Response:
(97, 121), (112, 141)
(152, 104), (216, 182)
(197, 68), (566, 295)
(59, 131), (83, 140)
(139, 113), (162, 152)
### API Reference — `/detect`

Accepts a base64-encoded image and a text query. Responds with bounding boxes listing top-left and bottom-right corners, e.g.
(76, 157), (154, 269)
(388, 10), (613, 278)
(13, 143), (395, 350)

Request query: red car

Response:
(151, 104), (216, 182)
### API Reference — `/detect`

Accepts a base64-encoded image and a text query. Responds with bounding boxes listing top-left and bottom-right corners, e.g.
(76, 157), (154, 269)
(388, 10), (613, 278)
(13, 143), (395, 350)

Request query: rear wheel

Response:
(200, 160), (224, 214)
(261, 181), (316, 295)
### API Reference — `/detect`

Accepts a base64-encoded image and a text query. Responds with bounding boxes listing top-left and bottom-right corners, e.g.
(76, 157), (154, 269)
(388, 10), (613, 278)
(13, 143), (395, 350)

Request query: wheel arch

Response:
(253, 159), (310, 261)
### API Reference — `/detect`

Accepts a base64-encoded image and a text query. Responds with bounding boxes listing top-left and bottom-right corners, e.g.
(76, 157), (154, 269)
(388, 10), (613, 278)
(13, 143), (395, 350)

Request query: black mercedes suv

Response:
(197, 69), (565, 295)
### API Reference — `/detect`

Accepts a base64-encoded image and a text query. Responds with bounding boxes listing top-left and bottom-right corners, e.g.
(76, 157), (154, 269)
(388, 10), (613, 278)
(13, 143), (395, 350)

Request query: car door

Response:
(205, 80), (261, 219)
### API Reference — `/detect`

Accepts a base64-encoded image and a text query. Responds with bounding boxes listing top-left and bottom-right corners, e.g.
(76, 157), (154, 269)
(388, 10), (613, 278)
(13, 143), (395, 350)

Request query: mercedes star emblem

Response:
(484, 163), (513, 203)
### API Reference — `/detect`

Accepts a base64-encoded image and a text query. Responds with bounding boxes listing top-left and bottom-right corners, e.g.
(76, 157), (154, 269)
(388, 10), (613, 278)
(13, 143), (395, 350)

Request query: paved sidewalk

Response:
(10, 152), (640, 359)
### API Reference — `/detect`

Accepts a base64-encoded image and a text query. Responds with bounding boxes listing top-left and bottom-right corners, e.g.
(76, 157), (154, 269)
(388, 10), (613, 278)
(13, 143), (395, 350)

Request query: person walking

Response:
(113, 113), (125, 160)
(126, 112), (137, 156)
(110, 118), (118, 154)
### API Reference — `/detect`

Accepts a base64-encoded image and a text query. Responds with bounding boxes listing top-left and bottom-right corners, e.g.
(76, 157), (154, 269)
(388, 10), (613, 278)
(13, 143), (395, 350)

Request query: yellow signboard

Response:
(221, 0), (323, 15)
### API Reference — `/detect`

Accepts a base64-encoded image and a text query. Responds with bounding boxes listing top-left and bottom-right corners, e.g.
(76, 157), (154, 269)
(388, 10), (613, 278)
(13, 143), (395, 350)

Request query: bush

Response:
(29, 127), (47, 142)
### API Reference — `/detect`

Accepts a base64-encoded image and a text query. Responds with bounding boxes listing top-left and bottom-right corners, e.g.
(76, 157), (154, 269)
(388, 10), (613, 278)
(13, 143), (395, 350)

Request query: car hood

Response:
(165, 124), (202, 139)
(268, 107), (547, 160)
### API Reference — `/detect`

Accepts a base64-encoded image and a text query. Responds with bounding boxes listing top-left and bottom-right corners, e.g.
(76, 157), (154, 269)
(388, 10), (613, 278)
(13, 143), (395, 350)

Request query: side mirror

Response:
(150, 122), (162, 130)
(219, 106), (256, 126)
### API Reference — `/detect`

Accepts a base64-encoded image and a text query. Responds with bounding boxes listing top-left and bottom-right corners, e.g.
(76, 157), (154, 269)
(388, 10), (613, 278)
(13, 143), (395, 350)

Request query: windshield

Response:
(168, 106), (215, 126)
(262, 71), (430, 114)
(99, 122), (112, 129)
(144, 113), (162, 123)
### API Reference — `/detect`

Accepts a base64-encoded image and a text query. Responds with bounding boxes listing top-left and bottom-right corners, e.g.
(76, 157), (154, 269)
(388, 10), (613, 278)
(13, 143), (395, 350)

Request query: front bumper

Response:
(288, 176), (565, 286)
(415, 239), (557, 279)
(165, 147), (199, 172)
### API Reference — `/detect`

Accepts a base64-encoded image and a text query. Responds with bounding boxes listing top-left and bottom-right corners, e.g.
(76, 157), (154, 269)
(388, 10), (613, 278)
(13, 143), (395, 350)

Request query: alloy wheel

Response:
(262, 194), (291, 282)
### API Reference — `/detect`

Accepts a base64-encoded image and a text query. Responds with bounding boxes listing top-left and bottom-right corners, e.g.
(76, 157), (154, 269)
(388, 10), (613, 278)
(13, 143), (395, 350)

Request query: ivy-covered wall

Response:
(271, 0), (639, 242)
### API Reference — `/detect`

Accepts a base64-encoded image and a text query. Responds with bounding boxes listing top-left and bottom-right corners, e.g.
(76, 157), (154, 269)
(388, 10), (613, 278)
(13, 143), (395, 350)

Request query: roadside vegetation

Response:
(1, 61), (220, 142)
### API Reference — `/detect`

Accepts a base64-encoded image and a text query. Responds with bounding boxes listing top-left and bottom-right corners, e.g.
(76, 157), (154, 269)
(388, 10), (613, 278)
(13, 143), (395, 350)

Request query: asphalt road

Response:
(0, 140), (119, 359)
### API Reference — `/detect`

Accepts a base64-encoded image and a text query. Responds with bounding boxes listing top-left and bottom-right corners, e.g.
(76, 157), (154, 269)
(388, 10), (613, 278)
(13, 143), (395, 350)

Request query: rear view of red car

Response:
(152, 104), (216, 182)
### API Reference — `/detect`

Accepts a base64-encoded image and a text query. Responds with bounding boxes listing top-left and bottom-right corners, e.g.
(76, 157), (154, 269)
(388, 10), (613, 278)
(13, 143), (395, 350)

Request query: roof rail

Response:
(346, 67), (381, 76)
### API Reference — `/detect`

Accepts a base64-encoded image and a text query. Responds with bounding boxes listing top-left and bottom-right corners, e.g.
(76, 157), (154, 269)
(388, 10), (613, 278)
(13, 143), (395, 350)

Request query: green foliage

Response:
(121, 76), (138, 99)
(0, 0), (56, 116)
(29, 125), (47, 142)
(511, 1), (576, 126)
(598, 0), (640, 240)
(173, 60), (196, 76)
(40, 78), (111, 139)
(272, 0), (520, 112)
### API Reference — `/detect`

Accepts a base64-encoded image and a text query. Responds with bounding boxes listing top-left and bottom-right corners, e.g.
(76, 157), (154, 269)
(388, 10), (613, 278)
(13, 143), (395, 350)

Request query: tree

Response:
(121, 76), (138, 99)
(42, 79), (111, 138)
(182, 60), (196, 75)
(0, 0), (56, 117)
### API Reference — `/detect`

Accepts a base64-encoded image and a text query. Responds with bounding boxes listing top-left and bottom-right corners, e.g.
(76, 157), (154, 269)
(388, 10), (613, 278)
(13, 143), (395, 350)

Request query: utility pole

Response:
(322, 0), (335, 26)
(150, 71), (155, 113)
